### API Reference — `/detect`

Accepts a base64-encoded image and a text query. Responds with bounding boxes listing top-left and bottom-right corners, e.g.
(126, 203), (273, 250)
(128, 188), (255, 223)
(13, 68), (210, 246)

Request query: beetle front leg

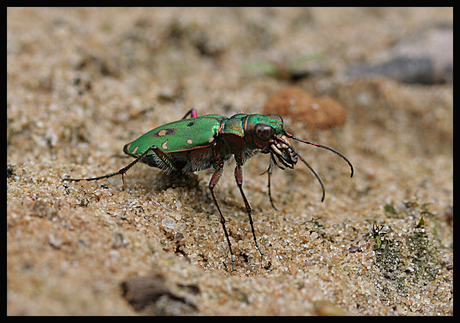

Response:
(234, 164), (264, 258)
(262, 155), (278, 211)
(209, 164), (235, 271)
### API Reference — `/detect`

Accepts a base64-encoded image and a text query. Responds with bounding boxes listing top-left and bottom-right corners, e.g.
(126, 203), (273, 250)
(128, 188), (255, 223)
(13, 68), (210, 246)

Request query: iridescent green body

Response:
(64, 109), (354, 270)
(124, 114), (224, 172)
(123, 113), (286, 174)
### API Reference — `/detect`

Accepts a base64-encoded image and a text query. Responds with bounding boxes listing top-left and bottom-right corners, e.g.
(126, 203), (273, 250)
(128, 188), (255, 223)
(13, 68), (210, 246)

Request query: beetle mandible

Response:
(63, 109), (354, 270)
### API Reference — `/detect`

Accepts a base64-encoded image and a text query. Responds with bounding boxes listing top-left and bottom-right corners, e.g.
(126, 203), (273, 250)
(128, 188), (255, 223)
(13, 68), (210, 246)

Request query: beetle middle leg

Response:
(234, 163), (264, 258)
(208, 164), (236, 271)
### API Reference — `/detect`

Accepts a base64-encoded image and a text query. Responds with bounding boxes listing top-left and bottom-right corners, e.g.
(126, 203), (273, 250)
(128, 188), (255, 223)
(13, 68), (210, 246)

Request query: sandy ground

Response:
(7, 8), (452, 315)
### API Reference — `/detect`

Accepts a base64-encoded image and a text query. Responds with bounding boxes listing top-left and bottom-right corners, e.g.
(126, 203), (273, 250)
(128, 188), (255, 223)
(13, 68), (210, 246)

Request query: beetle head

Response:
(247, 114), (354, 202)
(245, 114), (298, 168)
(246, 114), (284, 148)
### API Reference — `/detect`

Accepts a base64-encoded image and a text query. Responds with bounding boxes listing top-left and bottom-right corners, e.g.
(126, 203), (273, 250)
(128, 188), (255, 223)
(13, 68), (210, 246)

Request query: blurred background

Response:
(7, 8), (452, 315)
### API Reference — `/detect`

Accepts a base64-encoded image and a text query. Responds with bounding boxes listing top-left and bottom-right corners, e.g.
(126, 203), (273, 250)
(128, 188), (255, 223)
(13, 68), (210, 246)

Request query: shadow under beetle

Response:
(64, 109), (354, 270)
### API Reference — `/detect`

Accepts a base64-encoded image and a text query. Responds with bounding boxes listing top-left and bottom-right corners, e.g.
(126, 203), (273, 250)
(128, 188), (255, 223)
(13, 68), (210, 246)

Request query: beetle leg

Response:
(63, 145), (180, 188)
(234, 163), (264, 258)
(181, 109), (198, 119)
(146, 146), (181, 173)
(260, 154), (284, 211)
(266, 155), (278, 211)
(63, 147), (153, 186)
(208, 164), (235, 271)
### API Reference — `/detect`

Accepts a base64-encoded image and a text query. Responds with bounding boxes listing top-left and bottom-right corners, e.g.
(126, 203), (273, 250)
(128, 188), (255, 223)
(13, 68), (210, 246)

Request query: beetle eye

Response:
(255, 123), (274, 141)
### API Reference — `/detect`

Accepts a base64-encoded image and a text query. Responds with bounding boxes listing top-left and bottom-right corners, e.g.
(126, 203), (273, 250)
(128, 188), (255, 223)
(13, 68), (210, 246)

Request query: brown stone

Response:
(263, 86), (347, 131)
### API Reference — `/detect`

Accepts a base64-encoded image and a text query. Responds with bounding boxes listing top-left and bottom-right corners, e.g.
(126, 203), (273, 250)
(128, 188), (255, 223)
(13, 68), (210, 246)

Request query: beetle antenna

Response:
(284, 133), (354, 178)
(276, 137), (326, 202)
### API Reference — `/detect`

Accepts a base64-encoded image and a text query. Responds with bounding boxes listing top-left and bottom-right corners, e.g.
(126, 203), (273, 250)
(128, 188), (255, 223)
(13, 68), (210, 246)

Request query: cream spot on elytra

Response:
(161, 140), (168, 150)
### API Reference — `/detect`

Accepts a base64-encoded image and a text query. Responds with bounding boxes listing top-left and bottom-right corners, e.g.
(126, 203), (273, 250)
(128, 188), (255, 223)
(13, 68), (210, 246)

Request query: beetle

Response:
(63, 109), (354, 270)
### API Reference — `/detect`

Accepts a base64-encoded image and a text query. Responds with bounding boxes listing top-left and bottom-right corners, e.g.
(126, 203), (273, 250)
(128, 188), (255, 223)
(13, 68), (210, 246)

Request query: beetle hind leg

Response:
(181, 109), (198, 119)
(63, 147), (154, 186)
(141, 146), (182, 173)
(63, 145), (181, 187)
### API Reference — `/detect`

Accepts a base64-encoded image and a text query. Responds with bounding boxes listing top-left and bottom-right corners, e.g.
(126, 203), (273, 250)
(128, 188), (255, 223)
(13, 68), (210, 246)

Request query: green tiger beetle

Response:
(63, 109), (354, 270)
